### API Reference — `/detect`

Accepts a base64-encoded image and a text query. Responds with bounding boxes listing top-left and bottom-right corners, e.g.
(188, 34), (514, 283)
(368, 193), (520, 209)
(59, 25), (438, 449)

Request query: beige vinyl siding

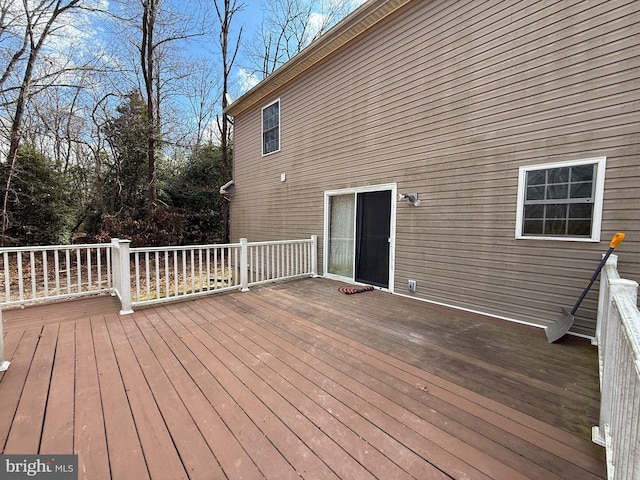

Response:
(230, 0), (640, 336)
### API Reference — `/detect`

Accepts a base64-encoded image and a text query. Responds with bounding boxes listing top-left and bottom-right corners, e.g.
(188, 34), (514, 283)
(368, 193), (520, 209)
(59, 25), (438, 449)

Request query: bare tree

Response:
(0, 0), (107, 245)
(140, 0), (159, 211)
(183, 62), (220, 148)
(214, 0), (243, 243)
(108, 0), (211, 215)
(245, 0), (357, 79)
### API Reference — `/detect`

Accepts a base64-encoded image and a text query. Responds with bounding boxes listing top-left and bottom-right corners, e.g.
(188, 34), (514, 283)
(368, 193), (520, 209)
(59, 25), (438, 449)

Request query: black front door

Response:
(355, 190), (391, 288)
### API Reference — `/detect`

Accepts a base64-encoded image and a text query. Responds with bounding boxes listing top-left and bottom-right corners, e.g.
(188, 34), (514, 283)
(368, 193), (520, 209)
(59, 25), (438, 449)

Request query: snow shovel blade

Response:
(545, 308), (574, 343)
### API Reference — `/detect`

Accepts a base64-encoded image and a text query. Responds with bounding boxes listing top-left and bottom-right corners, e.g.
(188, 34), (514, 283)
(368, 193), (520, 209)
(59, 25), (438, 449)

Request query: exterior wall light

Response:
(398, 193), (421, 206)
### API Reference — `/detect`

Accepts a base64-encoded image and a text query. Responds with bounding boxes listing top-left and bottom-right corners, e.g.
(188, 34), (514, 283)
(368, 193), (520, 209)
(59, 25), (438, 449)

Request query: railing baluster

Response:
(145, 251), (151, 301)
(220, 247), (225, 287)
(3, 252), (10, 302)
(85, 248), (91, 293)
(206, 248), (211, 291)
(164, 251), (171, 298)
(17, 251), (24, 302)
(134, 252), (140, 302)
(54, 249), (60, 295)
(65, 250), (71, 294)
(42, 251), (48, 298)
(190, 248), (195, 294)
(75, 249), (81, 294)
(106, 247), (112, 289)
(213, 248), (219, 289)
(155, 251), (160, 300)
(29, 251), (36, 299)
(197, 248), (203, 292)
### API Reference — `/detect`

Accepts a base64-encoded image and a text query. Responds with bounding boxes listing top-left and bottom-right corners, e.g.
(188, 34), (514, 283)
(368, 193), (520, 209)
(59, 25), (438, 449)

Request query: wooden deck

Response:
(0, 278), (605, 479)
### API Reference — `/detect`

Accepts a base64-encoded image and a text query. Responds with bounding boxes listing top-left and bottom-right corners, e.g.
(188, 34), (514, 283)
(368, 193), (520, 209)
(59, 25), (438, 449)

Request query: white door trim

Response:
(323, 183), (397, 292)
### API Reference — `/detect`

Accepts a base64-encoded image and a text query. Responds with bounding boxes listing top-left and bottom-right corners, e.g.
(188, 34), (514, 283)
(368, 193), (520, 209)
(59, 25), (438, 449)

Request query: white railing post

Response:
(112, 238), (133, 314)
(0, 308), (9, 371)
(311, 235), (318, 277)
(593, 254), (640, 479)
(240, 238), (249, 292)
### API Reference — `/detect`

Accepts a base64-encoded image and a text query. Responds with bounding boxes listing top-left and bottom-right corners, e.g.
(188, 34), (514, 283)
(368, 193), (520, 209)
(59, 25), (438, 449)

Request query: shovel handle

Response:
(570, 232), (626, 315)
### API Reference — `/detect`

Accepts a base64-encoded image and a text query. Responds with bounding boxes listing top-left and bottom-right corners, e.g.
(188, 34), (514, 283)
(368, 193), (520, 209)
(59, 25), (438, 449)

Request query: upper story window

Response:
(262, 99), (280, 155)
(515, 157), (606, 241)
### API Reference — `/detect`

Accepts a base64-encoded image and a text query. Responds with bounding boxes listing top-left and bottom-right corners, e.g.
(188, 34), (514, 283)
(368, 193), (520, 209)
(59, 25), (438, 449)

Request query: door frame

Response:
(323, 183), (397, 292)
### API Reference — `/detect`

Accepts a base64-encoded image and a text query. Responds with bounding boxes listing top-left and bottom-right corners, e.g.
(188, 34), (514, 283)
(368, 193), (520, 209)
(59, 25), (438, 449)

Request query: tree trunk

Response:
(141, 0), (158, 215)
(216, 0), (242, 243)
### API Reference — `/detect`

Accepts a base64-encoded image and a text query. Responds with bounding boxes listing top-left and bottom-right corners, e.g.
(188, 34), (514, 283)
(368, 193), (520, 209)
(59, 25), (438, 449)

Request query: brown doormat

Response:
(338, 285), (375, 295)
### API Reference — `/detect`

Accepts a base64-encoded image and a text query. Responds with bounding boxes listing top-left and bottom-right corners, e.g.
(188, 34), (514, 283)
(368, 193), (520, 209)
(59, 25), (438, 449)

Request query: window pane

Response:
(524, 204), (544, 219)
(527, 170), (546, 185)
(545, 219), (566, 235)
(570, 182), (592, 198)
(523, 219), (543, 235)
(569, 203), (593, 219)
(571, 164), (594, 182)
(263, 103), (279, 130)
(263, 128), (279, 154)
(526, 185), (545, 201)
(567, 220), (591, 236)
(546, 204), (567, 219)
(547, 167), (569, 184)
(328, 194), (355, 277)
(546, 184), (568, 199)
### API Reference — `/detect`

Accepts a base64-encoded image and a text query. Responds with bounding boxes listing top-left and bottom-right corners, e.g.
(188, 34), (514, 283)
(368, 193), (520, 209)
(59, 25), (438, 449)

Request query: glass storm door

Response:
(355, 190), (391, 288)
(327, 189), (391, 288)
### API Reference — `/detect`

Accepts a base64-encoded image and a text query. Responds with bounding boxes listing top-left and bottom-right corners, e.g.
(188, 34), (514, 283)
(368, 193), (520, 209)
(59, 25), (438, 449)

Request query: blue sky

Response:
(228, 0), (368, 94)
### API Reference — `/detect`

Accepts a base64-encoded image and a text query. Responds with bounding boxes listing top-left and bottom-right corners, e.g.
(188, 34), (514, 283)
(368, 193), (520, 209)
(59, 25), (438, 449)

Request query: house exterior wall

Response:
(229, 0), (640, 337)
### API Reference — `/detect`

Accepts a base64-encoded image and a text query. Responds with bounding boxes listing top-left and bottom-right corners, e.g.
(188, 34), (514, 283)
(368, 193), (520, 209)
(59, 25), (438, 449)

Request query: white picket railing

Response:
(593, 254), (640, 480)
(0, 244), (112, 306)
(130, 241), (243, 306)
(0, 236), (317, 313)
(126, 236), (318, 308)
(245, 238), (317, 288)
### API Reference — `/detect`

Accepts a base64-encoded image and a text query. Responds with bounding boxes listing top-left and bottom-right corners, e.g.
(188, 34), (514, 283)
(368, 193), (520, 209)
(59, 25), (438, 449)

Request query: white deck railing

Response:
(593, 254), (640, 480)
(125, 236), (318, 308)
(0, 244), (112, 306)
(0, 236), (317, 313)
(130, 241), (243, 307)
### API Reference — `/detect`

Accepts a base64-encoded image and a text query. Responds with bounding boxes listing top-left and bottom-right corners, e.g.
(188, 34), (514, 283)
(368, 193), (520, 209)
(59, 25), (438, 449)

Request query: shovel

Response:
(545, 232), (626, 343)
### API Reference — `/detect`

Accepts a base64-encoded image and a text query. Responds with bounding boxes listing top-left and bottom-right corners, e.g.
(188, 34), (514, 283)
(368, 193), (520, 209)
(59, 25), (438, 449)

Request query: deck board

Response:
(0, 278), (606, 479)
(74, 314), (110, 480)
(104, 313), (189, 480)
(40, 320), (75, 454)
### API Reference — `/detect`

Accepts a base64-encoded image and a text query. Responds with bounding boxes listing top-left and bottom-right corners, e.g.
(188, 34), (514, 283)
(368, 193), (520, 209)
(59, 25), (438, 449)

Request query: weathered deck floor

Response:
(0, 278), (605, 479)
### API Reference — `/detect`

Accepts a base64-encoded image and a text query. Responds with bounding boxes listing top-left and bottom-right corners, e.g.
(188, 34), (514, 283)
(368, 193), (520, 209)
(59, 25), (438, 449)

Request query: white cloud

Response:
(236, 67), (260, 94)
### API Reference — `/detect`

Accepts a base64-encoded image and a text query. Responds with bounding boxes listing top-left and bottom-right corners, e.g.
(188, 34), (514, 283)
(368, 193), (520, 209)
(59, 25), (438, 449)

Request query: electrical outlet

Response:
(408, 279), (417, 292)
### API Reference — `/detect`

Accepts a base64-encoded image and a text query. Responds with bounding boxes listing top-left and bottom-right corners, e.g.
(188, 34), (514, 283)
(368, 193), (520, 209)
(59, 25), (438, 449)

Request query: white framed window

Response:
(515, 157), (606, 242)
(262, 99), (280, 155)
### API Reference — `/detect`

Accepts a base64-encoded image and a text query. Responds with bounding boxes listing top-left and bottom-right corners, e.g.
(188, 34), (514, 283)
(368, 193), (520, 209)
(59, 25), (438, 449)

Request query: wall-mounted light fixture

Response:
(398, 193), (421, 206)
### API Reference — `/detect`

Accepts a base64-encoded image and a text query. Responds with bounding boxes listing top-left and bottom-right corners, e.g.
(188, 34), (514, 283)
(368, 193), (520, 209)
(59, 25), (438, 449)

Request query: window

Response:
(262, 99), (280, 155)
(515, 157), (606, 241)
